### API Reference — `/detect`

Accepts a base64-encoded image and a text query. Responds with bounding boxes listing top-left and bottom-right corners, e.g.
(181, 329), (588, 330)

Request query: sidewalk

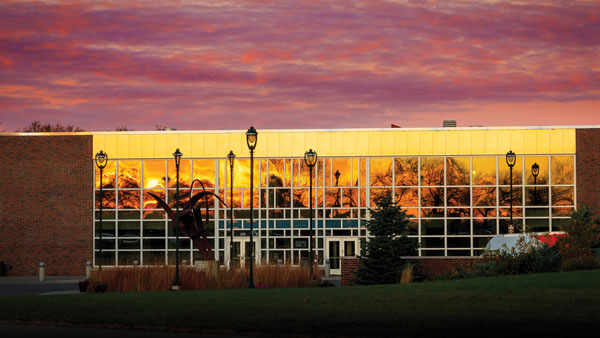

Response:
(0, 276), (85, 296)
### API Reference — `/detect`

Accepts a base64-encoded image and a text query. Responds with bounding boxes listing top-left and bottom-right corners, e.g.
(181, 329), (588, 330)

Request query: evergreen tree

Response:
(355, 192), (418, 285)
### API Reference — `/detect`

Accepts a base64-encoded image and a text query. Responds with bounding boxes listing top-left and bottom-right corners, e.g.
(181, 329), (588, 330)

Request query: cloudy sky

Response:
(0, 0), (598, 131)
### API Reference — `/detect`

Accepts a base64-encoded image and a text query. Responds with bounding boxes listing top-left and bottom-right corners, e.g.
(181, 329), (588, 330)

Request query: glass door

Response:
(326, 238), (359, 275)
(228, 238), (258, 268)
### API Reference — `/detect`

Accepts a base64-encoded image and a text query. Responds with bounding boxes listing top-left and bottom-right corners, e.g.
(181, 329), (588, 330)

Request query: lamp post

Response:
(246, 126), (257, 289)
(506, 150), (517, 233)
(304, 149), (318, 279)
(227, 150), (236, 269)
(531, 163), (539, 206)
(172, 148), (182, 291)
(94, 150), (108, 271)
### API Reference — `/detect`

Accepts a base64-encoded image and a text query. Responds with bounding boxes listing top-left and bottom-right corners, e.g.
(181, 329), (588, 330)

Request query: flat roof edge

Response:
(1, 125), (599, 136)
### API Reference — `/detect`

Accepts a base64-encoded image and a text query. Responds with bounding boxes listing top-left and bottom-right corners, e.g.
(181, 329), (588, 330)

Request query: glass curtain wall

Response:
(94, 154), (575, 265)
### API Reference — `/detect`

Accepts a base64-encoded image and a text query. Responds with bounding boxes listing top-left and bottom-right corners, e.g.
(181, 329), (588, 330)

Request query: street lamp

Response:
(172, 148), (183, 291)
(304, 149), (318, 279)
(227, 150), (236, 269)
(334, 170), (340, 187)
(94, 150), (108, 271)
(246, 126), (257, 289)
(531, 163), (539, 206)
(506, 150), (517, 233)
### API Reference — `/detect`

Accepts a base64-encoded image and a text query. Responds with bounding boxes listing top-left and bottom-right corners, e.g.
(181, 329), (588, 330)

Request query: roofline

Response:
(2, 125), (600, 136)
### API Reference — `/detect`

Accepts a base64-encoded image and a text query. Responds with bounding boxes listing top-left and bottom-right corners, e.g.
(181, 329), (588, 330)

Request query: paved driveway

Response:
(0, 276), (83, 296)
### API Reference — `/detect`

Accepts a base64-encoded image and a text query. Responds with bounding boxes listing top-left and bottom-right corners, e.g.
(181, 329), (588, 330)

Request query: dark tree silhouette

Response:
(16, 120), (84, 132)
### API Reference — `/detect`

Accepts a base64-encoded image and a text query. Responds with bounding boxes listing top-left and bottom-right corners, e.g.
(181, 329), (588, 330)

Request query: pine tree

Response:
(355, 192), (418, 285)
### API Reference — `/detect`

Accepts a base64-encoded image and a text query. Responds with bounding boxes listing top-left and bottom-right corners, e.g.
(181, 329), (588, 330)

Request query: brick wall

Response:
(0, 135), (93, 276)
(340, 256), (483, 285)
(576, 129), (600, 215)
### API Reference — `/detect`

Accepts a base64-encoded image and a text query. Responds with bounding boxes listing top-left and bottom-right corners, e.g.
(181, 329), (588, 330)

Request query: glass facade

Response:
(92, 128), (576, 266)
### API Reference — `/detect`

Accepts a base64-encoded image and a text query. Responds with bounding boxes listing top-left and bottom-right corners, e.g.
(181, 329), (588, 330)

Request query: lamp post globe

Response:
(94, 150), (108, 271)
(227, 150), (236, 269)
(172, 148), (183, 290)
(246, 126), (258, 289)
(532, 162), (539, 205)
(304, 148), (318, 279)
(506, 150), (517, 232)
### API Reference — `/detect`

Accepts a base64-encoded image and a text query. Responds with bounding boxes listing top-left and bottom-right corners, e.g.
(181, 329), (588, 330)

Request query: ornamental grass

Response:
(90, 264), (317, 292)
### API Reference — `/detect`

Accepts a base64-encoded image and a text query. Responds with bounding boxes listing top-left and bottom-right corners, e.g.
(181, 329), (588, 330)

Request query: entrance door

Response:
(228, 238), (258, 268)
(326, 238), (359, 275)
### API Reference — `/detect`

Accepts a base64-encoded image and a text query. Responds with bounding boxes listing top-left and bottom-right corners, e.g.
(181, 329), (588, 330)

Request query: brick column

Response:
(0, 135), (93, 276)
(576, 128), (600, 215)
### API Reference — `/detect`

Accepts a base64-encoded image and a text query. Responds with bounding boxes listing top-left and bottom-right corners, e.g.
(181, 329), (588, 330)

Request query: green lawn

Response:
(2, 270), (600, 337)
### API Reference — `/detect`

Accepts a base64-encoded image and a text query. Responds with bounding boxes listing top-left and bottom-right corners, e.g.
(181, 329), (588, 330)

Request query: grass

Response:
(91, 265), (315, 292)
(1, 270), (599, 337)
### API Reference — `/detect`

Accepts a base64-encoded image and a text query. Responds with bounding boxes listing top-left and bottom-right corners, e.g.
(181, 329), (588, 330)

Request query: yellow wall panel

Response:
(216, 134), (230, 158)
(419, 131), (433, 155)
(564, 129), (575, 153)
(471, 131), (484, 155)
(393, 131), (407, 156)
(204, 133), (217, 158)
(368, 132), (381, 156)
(484, 130), (498, 154)
(523, 130), (537, 154)
(129, 134), (141, 158)
(329, 132), (342, 156)
(445, 131), (459, 155)
(497, 130), (511, 155)
(178, 134), (192, 159)
(406, 131), (419, 155)
(550, 129), (564, 154)
(458, 131), (471, 155)
(190, 134), (204, 158)
(317, 132), (330, 156)
(90, 127), (578, 159)
(153, 134), (166, 158)
(304, 132), (318, 156)
(292, 132), (305, 157)
(380, 131), (394, 156)
(342, 131), (356, 156)
(92, 135), (104, 157)
(356, 132), (369, 155)
(510, 130), (524, 154)
(432, 131), (445, 155)
(536, 129), (550, 154)
(104, 135), (117, 159)
(279, 132), (293, 158)
(116, 134), (129, 158)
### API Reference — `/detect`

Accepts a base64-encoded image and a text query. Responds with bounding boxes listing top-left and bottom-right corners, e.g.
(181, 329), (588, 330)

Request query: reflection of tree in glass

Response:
(551, 157), (574, 185)
(446, 187), (469, 207)
(551, 187), (574, 206)
(420, 158), (444, 185)
(394, 158), (418, 186)
(119, 190), (140, 209)
(266, 174), (291, 208)
(293, 188), (307, 207)
(370, 159), (393, 186)
(342, 188), (358, 207)
(421, 187), (444, 207)
(473, 187), (496, 207)
(96, 191), (116, 208)
(446, 158), (470, 185)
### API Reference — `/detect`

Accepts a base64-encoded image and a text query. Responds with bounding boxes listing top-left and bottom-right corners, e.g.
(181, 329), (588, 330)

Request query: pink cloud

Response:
(0, 0), (598, 131)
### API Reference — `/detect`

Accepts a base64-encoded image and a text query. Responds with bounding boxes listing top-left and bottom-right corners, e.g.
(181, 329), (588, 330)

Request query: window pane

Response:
(118, 190), (141, 209)
(551, 186), (574, 206)
(420, 157), (444, 186)
(421, 187), (444, 207)
(525, 186), (549, 206)
(268, 159), (285, 187)
(118, 161), (141, 188)
(447, 187), (470, 207)
(95, 161), (116, 188)
(193, 160), (215, 188)
(395, 158), (418, 186)
(370, 158), (393, 186)
(446, 157), (470, 186)
(551, 156), (574, 185)
(395, 188), (418, 207)
(473, 157), (496, 185)
(143, 160), (166, 189)
(499, 155), (522, 185)
(499, 187), (523, 206)
(473, 187), (496, 206)
(525, 156), (548, 185)
(168, 160), (191, 188)
(447, 219), (470, 235)
(421, 219), (444, 235)
(143, 190), (165, 209)
(473, 219), (496, 235)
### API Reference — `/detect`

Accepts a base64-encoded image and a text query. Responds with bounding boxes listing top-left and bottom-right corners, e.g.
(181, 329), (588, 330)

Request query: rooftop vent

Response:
(443, 120), (457, 128)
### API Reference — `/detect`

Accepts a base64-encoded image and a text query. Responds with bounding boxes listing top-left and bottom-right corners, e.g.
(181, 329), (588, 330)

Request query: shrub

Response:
(557, 207), (600, 259)
(560, 256), (600, 272)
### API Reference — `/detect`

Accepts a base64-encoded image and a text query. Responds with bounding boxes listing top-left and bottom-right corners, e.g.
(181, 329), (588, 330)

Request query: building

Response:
(1, 126), (599, 276)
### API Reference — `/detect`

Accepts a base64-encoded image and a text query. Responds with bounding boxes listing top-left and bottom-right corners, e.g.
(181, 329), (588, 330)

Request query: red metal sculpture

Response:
(147, 179), (226, 261)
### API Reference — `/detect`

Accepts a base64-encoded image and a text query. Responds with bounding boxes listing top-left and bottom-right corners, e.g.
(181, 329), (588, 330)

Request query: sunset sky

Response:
(0, 0), (598, 132)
